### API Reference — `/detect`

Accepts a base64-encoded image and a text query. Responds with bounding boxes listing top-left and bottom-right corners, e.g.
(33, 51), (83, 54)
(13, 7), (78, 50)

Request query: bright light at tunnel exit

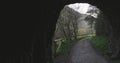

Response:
(68, 3), (90, 14)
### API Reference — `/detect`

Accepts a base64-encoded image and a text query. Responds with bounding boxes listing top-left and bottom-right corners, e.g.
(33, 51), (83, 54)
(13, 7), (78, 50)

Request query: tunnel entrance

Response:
(52, 3), (110, 63)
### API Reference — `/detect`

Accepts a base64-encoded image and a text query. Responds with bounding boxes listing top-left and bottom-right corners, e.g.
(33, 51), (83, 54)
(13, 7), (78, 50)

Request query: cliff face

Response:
(55, 3), (98, 38)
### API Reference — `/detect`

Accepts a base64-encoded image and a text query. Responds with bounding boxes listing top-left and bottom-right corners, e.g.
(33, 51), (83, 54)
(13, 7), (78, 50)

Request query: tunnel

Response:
(1, 0), (120, 63)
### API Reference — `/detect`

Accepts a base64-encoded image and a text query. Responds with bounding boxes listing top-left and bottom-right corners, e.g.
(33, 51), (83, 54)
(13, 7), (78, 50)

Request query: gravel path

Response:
(54, 37), (109, 63)
(68, 37), (109, 63)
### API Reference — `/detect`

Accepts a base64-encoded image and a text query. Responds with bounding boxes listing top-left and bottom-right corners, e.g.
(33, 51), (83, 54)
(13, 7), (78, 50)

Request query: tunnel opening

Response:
(52, 3), (111, 63)
(2, 1), (120, 63)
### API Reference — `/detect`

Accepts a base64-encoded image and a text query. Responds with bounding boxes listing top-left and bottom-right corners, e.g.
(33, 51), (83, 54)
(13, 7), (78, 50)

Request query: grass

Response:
(92, 36), (120, 63)
(55, 39), (78, 57)
(91, 36), (109, 56)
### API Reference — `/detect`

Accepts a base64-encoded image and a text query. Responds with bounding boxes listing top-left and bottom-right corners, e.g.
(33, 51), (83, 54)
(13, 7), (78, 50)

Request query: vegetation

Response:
(53, 5), (98, 58)
(55, 39), (74, 57)
(54, 34), (95, 57)
(92, 36), (109, 57)
(53, 3), (120, 63)
(91, 36), (120, 63)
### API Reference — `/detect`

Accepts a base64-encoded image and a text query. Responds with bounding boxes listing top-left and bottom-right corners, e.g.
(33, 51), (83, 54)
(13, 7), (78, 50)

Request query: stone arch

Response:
(2, 0), (120, 63)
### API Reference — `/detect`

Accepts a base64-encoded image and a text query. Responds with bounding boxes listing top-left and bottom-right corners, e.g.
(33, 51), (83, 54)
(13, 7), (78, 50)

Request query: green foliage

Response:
(55, 39), (74, 57)
(92, 36), (109, 55)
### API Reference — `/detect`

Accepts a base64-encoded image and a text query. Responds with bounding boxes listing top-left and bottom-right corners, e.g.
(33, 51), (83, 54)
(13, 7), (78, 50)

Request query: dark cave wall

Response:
(97, 3), (120, 56)
(2, 0), (120, 63)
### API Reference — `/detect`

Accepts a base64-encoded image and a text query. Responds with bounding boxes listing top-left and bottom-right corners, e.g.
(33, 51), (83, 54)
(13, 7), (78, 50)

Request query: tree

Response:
(85, 15), (96, 34)
(85, 6), (100, 34)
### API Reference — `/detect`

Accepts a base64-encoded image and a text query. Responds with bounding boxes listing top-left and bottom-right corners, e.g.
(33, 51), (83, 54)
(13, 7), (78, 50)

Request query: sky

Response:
(68, 3), (99, 18)
(68, 3), (90, 14)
